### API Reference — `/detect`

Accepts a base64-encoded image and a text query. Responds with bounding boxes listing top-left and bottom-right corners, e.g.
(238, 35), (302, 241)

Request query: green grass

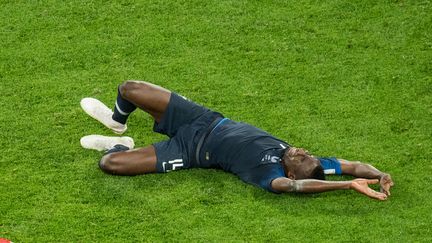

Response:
(1, 0), (431, 241)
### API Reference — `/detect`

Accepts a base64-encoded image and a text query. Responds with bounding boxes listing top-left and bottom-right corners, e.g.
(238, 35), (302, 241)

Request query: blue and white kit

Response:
(152, 92), (342, 193)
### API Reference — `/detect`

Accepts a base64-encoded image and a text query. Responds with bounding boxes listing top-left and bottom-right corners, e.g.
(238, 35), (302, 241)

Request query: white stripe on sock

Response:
(115, 101), (130, 116)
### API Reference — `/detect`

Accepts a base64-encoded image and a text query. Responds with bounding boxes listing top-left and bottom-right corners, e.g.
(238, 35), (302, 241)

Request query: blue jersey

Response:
(200, 119), (288, 193)
(152, 94), (341, 191)
(199, 119), (342, 193)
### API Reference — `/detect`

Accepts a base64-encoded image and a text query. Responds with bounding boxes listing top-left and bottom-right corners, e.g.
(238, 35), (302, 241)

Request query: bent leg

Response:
(114, 80), (213, 138)
(119, 80), (171, 123)
(99, 145), (157, 175)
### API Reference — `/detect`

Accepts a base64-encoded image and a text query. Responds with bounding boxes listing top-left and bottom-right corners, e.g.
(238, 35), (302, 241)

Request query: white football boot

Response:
(80, 135), (135, 151)
(80, 97), (127, 134)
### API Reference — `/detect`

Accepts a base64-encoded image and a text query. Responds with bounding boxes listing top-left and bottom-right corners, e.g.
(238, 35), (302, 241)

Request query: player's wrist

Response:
(348, 180), (356, 189)
(378, 173), (388, 180)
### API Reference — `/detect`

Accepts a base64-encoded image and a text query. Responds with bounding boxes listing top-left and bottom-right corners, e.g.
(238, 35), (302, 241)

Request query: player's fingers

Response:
(376, 193), (388, 201)
(380, 186), (391, 196)
(370, 190), (388, 201)
(385, 185), (391, 196)
(367, 179), (379, 184)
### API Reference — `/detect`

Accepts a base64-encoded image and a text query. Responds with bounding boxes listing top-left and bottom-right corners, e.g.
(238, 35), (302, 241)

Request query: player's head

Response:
(282, 147), (325, 180)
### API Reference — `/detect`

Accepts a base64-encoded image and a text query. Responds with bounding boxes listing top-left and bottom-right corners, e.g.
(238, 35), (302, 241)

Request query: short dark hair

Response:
(310, 165), (326, 180)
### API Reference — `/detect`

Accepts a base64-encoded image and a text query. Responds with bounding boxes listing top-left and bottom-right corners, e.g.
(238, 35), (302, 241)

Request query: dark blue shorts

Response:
(152, 93), (223, 173)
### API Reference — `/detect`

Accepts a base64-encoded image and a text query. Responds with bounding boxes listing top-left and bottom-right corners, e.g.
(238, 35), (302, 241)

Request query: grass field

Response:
(1, 0), (431, 242)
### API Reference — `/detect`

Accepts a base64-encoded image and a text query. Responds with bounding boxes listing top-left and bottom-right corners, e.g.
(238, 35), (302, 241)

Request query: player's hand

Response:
(350, 179), (388, 201)
(379, 174), (394, 196)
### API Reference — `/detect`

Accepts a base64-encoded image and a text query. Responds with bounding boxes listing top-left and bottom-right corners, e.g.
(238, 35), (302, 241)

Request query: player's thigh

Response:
(153, 137), (191, 173)
(153, 92), (212, 138)
(100, 145), (158, 175)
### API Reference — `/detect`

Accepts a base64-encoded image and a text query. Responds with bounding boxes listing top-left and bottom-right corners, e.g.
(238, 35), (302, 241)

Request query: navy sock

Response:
(112, 86), (136, 124)
(104, 144), (130, 155)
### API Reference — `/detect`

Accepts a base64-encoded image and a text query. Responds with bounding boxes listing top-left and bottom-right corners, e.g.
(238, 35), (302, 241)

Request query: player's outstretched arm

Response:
(339, 159), (394, 196)
(271, 177), (388, 201)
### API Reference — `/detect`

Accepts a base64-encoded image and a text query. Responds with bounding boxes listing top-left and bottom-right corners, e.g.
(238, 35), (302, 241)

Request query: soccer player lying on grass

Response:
(80, 81), (394, 200)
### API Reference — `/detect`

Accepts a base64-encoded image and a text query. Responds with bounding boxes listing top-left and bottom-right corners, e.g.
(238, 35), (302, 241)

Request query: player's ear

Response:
(287, 171), (295, 180)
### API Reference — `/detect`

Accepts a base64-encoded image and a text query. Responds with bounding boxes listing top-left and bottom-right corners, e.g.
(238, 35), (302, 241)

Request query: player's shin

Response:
(112, 86), (137, 124)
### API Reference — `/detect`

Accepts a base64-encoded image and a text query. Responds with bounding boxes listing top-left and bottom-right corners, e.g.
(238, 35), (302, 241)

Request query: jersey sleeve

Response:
(238, 163), (286, 193)
(318, 157), (342, 175)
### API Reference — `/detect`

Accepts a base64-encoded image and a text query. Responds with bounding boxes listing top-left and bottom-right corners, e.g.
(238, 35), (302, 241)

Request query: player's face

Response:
(283, 147), (319, 179)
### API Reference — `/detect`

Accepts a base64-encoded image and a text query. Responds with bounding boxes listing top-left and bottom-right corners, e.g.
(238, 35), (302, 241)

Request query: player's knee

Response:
(99, 154), (122, 174)
(119, 80), (151, 99)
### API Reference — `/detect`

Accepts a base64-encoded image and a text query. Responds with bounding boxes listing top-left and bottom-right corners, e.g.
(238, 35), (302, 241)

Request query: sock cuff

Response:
(116, 87), (137, 113)
(104, 144), (130, 155)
